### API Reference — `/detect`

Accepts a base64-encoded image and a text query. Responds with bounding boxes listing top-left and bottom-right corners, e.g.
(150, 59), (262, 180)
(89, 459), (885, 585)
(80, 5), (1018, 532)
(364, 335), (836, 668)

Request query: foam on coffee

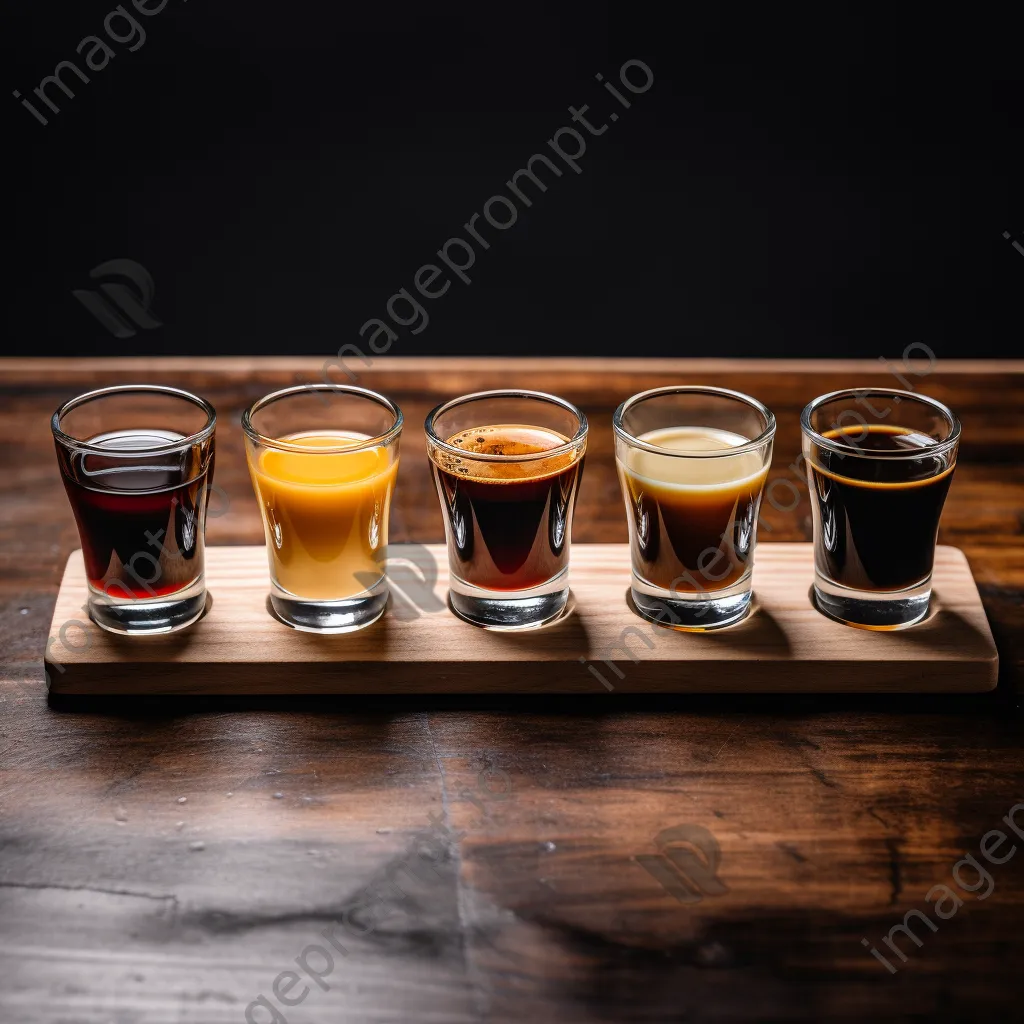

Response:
(437, 424), (578, 482)
(624, 426), (767, 493)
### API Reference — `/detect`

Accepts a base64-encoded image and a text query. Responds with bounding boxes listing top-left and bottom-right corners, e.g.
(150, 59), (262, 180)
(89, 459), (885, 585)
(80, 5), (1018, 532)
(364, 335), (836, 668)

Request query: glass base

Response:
(629, 568), (753, 631)
(631, 587), (752, 631)
(268, 584), (389, 634)
(449, 588), (570, 630)
(89, 577), (207, 635)
(812, 572), (931, 631)
(448, 567), (570, 631)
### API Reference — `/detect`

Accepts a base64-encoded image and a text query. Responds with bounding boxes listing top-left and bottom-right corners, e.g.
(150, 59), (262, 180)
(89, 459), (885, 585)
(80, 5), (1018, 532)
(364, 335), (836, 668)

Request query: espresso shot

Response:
(425, 390), (588, 630)
(431, 424), (583, 591)
(801, 389), (960, 630)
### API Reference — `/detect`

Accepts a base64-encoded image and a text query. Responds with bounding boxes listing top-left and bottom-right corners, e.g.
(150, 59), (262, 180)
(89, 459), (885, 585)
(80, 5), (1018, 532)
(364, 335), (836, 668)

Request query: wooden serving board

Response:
(44, 544), (998, 695)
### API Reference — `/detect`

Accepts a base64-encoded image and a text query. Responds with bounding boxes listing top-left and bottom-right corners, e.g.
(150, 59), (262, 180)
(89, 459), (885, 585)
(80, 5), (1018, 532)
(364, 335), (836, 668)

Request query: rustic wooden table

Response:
(2, 357), (1022, 1023)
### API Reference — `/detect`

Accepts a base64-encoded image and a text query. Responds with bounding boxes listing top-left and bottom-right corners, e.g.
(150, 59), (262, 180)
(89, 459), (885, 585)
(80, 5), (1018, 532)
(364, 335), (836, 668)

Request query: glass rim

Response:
(424, 388), (588, 463)
(241, 383), (404, 454)
(800, 388), (961, 460)
(612, 385), (776, 458)
(51, 384), (217, 457)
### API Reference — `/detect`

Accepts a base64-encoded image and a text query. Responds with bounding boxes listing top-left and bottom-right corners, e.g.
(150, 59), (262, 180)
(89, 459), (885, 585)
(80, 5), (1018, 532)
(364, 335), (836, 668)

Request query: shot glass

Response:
(801, 388), (960, 629)
(51, 384), (217, 635)
(242, 384), (402, 633)
(613, 386), (775, 630)
(425, 390), (587, 630)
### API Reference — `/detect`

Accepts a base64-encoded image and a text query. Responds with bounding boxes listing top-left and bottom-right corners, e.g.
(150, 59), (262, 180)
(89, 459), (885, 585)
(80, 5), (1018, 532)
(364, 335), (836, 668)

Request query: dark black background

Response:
(4, 0), (1021, 359)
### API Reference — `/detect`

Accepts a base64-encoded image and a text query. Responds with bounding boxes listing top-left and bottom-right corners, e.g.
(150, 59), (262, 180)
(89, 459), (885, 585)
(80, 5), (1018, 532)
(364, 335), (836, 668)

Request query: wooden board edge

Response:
(6, 356), (1024, 380)
(44, 551), (86, 693)
(46, 657), (999, 696)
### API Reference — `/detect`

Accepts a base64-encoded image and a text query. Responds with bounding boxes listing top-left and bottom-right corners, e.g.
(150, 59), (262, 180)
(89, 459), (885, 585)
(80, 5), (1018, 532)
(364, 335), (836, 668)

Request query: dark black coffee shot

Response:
(808, 425), (954, 592)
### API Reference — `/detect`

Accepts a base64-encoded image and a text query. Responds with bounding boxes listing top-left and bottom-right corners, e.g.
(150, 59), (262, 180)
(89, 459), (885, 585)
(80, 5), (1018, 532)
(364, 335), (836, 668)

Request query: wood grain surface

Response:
(46, 544), (998, 695)
(2, 357), (1024, 1023)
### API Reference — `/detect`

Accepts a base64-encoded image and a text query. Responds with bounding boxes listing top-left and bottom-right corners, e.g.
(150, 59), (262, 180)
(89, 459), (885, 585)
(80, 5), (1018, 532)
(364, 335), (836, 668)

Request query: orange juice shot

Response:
(242, 386), (404, 633)
(247, 430), (398, 599)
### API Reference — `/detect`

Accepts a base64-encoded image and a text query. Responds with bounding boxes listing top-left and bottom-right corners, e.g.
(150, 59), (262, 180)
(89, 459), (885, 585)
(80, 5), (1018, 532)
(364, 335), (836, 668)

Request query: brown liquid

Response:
(429, 425), (584, 590)
(617, 427), (769, 592)
(808, 424), (955, 591)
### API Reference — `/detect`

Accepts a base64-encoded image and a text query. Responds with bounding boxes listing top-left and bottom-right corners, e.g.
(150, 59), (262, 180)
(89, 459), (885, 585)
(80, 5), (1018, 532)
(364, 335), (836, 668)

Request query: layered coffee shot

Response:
(613, 387), (775, 630)
(618, 426), (769, 591)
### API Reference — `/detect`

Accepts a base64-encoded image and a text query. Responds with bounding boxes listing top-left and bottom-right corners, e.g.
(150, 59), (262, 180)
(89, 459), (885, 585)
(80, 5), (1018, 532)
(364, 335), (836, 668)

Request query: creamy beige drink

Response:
(617, 425), (769, 591)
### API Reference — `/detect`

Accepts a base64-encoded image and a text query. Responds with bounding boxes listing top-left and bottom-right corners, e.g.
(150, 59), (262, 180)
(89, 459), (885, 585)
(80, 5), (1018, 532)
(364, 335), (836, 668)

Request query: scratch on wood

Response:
(808, 766), (840, 790)
(776, 842), (809, 864)
(0, 880), (178, 908)
(884, 837), (903, 906)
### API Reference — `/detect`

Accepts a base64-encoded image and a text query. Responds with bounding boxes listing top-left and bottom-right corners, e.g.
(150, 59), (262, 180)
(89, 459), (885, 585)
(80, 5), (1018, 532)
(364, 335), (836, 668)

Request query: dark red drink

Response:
(56, 429), (215, 600)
